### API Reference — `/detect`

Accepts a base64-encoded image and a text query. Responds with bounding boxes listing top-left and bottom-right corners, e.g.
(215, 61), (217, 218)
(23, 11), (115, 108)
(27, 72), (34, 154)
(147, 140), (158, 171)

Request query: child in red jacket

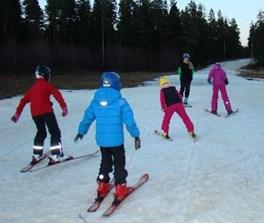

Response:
(11, 65), (68, 164)
(159, 76), (195, 139)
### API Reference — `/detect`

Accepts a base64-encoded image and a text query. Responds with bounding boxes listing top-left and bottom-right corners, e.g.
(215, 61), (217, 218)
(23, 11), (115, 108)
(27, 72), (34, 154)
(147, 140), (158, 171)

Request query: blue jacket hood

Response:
(94, 87), (121, 106)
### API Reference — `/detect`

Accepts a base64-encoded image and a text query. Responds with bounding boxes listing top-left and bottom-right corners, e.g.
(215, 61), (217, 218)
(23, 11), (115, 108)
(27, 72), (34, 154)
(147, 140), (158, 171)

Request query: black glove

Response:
(135, 137), (141, 150)
(225, 79), (229, 85)
(74, 133), (83, 142)
(207, 78), (211, 84)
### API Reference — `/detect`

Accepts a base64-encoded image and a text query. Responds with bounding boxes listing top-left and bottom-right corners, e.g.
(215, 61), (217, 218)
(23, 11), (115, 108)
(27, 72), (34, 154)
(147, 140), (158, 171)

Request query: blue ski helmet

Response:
(100, 72), (121, 91)
(35, 65), (51, 81)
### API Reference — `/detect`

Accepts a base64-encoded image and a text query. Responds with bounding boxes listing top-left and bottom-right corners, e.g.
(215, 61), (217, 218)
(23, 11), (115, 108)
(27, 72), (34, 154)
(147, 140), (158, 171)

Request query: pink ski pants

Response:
(161, 103), (194, 134)
(211, 85), (232, 112)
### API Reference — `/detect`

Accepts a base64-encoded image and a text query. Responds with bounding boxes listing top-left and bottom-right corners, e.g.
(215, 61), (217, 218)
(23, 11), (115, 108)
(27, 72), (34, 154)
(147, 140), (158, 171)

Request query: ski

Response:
(225, 109), (239, 117)
(87, 179), (115, 212)
(20, 151), (50, 173)
(205, 108), (221, 117)
(154, 130), (173, 141)
(28, 150), (99, 172)
(102, 173), (149, 217)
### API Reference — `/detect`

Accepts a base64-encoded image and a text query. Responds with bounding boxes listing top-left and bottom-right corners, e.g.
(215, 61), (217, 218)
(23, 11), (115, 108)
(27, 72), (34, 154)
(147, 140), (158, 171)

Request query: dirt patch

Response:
(0, 71), (165, 99)
(239, 69), (264, 79)
(238, 61), (264, 79)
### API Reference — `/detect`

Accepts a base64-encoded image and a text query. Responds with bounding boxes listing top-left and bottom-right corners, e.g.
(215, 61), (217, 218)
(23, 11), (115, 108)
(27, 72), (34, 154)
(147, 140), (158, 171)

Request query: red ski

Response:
(102, 173), (149, 217)
(87, 179), (115, 212)
(20, 151), (50, 172)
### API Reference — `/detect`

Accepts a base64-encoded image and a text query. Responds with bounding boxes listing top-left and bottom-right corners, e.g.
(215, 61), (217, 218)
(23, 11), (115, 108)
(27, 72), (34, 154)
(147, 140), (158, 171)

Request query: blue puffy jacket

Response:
(77, 88), (140, 147)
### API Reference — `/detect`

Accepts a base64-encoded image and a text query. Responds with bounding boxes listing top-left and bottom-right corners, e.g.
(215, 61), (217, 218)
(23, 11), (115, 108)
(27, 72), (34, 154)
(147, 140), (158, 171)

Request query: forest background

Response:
(0, 0), (263, 97)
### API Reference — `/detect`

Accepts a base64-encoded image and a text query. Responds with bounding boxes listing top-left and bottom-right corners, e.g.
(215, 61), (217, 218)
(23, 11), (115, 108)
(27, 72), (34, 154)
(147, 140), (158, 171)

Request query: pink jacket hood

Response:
(208, 63), (227, 86)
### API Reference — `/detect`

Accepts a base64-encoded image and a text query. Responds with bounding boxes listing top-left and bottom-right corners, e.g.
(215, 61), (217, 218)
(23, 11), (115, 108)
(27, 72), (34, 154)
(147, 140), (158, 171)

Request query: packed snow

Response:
(1, 59), (264, 223)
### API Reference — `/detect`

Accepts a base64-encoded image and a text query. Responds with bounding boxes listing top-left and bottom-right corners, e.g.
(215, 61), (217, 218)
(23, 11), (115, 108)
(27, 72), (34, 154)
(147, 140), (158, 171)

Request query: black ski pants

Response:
(180, 78), (192, 98)
(32, 112), (61, 147)
(98, 145), (128, 185)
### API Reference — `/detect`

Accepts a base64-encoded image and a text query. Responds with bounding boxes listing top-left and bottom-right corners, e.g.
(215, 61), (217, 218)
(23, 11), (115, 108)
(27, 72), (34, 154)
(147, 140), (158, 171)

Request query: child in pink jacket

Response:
(207, 63), (234, 115)
(159, 76), (195, 139)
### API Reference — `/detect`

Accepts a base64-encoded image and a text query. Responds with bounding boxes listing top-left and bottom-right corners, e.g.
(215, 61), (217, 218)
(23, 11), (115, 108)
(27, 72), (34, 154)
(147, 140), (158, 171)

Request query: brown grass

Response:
(0, 71), (165, 99)
(239, 69), (264, 79)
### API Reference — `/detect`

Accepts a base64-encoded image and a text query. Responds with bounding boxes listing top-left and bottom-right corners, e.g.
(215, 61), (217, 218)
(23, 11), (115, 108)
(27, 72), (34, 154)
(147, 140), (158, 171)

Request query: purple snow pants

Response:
(161, 103), (194, 134)
(211, 85), (232, 112)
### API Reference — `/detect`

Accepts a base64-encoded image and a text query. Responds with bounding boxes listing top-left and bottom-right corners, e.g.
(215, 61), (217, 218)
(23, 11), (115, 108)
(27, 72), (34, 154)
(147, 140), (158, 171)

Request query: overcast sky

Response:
(38, 0), (263, 46)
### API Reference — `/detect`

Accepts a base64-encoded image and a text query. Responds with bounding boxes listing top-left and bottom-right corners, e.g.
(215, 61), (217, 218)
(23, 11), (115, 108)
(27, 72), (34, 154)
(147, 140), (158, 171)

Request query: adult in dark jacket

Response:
(178, 53), (194, 105)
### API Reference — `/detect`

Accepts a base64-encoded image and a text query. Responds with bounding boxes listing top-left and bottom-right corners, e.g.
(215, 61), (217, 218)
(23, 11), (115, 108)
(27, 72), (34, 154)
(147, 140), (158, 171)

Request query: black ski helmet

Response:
(35, 65), (51, 81)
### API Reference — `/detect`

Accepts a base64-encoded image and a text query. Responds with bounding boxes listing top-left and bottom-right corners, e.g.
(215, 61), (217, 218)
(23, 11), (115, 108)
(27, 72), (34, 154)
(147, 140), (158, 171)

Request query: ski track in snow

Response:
(1, 58), (264, 223)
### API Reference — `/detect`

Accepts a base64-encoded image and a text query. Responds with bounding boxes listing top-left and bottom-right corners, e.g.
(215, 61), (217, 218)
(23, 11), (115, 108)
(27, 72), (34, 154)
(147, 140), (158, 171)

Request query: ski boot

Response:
(161, 131), (170, 139)
(227, 110), (233, 115)
(97, 182), (110, 198)
(114, 184), (130, 201)
(211, 110), (218, 115)
(30, 155), (42, 165)
(183, 97), (188, 105)
(48, 152), (64, 165)
(31, 145), (44, 164)
(189, 131), (196, 138)
(48, 143), (64, 165)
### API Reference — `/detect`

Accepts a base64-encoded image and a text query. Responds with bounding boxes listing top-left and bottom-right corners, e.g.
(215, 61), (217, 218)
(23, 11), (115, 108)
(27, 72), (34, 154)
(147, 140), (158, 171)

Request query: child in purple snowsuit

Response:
(207, 63), (234, 115)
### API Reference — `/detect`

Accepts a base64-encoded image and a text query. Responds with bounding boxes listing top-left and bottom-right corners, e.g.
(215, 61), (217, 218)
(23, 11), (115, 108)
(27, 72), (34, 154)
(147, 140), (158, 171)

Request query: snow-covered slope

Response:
(1, 59), (264, 223)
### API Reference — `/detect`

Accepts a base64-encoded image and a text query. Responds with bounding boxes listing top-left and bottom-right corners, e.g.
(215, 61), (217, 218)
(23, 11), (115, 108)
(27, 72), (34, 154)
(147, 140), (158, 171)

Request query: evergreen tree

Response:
(168, 0), (182, 49)
(133, 0), (153, 49)
(194, 3), (210, 64)
(180, 1), (199, 54)
(23, 0), (44, 41)
(0, 0), (23, 45)
(216, 10), (226, 59)
(118, 0), (137, 47)
(92, 0), (117, 48)
(226, 18), (241, 57)
(60, 0), (78, 43)
(207, 9), (218, 60)
(248, 22), (255, 58)
(150, 0), (169, 50)
(251, 11), (264, 65)
(45, 0), (63, 44)
(76, 0), (92, 47)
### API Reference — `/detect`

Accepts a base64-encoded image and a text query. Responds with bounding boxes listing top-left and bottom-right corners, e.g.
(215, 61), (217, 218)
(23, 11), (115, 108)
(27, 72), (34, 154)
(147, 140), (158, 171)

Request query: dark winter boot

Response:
(189, 131), (196, 138)
(161, 131), (170, 139)
(114, 184), (130, 201)
(211, 110), (218, 115)
(227, 110), (233, 115)
(97, 182), (110, 198)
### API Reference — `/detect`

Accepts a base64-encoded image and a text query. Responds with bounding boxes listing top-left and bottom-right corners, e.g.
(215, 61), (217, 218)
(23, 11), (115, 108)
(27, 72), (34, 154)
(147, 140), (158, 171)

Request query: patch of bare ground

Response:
(239, 62), (264, 79)
(0, 71), (165, 99)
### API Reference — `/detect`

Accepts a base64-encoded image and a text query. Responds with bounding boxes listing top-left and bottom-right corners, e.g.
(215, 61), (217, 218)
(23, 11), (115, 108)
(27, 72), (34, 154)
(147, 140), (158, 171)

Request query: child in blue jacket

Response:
(74, 72), (141, 202)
